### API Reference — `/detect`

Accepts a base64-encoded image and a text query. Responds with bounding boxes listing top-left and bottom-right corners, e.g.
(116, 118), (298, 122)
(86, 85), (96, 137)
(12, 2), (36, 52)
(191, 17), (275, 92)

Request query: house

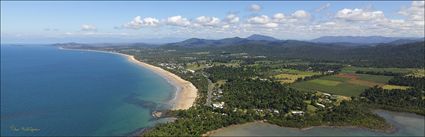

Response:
(322, 93), (331, 97)
(217, 89), (223, 94)
(187, 69), (195, 73)
(291, 110), (304, 115)
(316, 103), (325, 108)
(212, 102), (225, 109)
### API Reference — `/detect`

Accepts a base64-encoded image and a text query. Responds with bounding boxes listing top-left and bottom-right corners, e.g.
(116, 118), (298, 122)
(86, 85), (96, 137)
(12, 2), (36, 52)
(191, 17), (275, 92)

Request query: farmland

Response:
(291, 66), (424, 96)
(272, 69), (320, 84)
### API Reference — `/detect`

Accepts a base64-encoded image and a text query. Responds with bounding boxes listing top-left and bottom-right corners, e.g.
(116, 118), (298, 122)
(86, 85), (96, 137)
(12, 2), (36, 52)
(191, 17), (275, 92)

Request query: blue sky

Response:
(1, 1), (424, 43)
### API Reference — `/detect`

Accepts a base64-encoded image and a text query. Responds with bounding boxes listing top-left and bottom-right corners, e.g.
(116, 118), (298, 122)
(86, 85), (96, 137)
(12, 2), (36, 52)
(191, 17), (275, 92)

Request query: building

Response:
(291, 110), (304, 115)
(212, 102), (225, 109)
(316, 103), (325, 108)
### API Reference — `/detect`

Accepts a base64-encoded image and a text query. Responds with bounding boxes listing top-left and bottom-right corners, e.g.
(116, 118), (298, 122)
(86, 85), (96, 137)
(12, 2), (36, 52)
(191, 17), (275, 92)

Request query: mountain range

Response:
(162, 34), (424, 48)
(55, 34), (424, 68)
(310, 36), (424, 44)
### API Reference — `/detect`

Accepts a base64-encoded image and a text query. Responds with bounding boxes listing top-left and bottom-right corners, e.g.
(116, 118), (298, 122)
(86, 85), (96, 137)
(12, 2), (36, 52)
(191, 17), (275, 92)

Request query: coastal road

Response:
(202, 72), (214, 106)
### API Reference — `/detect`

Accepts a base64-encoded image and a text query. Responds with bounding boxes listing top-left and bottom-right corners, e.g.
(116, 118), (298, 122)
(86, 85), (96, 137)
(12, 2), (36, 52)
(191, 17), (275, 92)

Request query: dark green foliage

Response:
(267, 101), (390, 130)
(360, 86), (425, 115)
(388, 76), (425, 90)
(282, 64), (343, 72)
(355, 70), (403, 76)
(222, 79), (306, 113)
(204, 66), (258, 82)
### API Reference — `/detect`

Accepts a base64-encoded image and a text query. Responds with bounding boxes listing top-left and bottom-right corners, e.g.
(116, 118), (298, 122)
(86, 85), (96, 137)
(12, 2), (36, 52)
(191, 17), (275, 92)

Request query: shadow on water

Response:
(122, 93), (170, 113)
(122, 93), (175, 136)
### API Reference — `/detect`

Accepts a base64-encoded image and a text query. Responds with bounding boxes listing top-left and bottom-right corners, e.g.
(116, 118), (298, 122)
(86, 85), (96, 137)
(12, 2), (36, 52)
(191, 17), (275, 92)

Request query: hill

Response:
(311, 36), (420, 44)
(246, 34), (280, 41)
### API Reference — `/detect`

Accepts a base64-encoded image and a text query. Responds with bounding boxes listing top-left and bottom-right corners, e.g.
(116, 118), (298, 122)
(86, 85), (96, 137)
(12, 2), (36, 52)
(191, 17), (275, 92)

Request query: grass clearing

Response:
(291, 73), (392, 97)
(407, 69), (425, 77)
(310, 79), (341, 86)
(341, 66), (416, 74)
(382, 85), (411, 90)
(356, 74), (393, 83)
(272, 69), (320, 84)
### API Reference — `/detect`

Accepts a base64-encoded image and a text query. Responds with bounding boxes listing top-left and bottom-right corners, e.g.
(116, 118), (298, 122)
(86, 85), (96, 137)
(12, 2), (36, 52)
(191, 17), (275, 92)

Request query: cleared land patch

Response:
(291, 73), (392, 97)
(310, 79), (341, 86)
(382, 85), (411, 90)
(272, 69), (320, 84)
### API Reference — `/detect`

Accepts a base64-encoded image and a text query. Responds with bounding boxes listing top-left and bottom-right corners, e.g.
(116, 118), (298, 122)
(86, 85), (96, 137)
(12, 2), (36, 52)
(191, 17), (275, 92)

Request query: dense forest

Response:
(204, 66), (259, 82)
(355, 70), (403, 76)
(268, 101), (390, 130)
(360, 86), (425, 115)
(160, 41), (424, 68)
(388, 76), (425, 90)
(221, 79), (306, 112)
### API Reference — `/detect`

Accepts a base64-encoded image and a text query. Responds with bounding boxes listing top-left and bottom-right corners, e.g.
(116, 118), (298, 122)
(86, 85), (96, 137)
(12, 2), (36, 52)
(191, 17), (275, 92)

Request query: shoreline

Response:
(58, 47), (198, 110)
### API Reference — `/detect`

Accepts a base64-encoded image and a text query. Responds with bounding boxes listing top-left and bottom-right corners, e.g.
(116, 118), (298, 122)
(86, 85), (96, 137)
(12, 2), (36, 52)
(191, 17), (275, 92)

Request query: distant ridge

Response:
(311, 36), (421, 44)
(246, 34), (280, 41)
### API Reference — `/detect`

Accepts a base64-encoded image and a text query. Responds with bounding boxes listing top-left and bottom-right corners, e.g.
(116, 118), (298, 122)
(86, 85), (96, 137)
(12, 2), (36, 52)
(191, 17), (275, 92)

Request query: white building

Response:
(212, 102), (225, 109)
(291, 110), (305, 115)
(316, 103), (325, 108)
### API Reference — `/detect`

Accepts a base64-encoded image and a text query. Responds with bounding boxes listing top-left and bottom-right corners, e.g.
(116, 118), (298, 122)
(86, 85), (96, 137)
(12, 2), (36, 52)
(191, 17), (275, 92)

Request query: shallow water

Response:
(211, 110), (424, 136)
(1, 45), (175, 136)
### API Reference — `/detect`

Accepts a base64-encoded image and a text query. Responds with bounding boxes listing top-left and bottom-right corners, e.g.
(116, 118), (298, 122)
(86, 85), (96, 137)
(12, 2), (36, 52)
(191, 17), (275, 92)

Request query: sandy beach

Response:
(59, 47), (198, 110)
(123, 54), (198, 110)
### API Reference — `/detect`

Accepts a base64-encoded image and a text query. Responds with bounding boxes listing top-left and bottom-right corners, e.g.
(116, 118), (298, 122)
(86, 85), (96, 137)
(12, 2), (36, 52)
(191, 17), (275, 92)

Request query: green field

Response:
(356, 74), (393, 83)
(272, 69), (320, 83)
(292, 79), (369, 97)
(291, 73), (393, 97)
(382, 85), (411, 90)
(407, 69), (425, 77)
(310, 79), (341, 86)
(341, 66), (417, 74)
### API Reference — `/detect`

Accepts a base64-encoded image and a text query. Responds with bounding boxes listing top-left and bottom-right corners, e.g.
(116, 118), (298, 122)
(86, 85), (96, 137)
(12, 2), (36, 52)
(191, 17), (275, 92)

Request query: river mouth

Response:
(209, 110), (424, 136)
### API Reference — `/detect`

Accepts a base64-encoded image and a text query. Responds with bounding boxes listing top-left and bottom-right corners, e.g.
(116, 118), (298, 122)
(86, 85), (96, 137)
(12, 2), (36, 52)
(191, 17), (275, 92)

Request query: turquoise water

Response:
(211, 110), (425, 136)
(1, 45), (175, 136)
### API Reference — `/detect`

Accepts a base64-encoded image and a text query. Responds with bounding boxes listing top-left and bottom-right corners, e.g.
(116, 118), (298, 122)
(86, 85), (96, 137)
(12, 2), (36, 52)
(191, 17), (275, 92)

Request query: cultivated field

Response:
(291, 72), (393, 96)
(292, 66), (422, 96)
(272, 69), (320, 84)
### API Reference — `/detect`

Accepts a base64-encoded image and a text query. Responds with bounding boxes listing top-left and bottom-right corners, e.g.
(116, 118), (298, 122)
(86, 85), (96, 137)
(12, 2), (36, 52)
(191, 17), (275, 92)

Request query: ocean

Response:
(0, 45), (175, 136)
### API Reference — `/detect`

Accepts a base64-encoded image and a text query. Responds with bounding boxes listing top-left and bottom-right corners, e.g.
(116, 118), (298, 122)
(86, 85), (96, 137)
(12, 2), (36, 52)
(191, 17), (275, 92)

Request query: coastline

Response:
(58, 47), (198, 110)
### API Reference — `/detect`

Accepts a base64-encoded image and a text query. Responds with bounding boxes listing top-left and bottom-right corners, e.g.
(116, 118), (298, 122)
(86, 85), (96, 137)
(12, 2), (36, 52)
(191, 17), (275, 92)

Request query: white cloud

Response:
(246, 15), (279, 28)
(226, 13), (240, 24)
(399, 1), (424, 26)
(247, 15), (270, 24)
(123, 16), (160, 29)
(249, 4), (262, 12)
(263, 22), (279, 28)
(316, 3), (331, 12)
(194, 16), (221, 27)
(81, 24), (97, 31)
(336, 8), (385, 21)
(292, 10), (311, 19)
(273, 13), (286, 22)
(166, 15), (191, 27)
(142, 17), (160, 26)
